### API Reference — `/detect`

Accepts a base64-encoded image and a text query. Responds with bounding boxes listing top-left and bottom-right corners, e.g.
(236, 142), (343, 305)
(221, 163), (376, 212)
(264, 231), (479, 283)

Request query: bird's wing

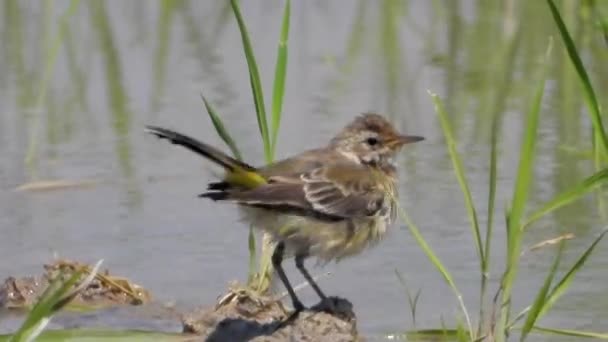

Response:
(218, 164), (388, 220)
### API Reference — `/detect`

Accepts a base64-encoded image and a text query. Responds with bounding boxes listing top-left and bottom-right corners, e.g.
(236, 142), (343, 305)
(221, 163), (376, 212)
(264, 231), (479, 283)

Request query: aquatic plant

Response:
(201, 0), (291, 293)
(395, 1), (608, 340)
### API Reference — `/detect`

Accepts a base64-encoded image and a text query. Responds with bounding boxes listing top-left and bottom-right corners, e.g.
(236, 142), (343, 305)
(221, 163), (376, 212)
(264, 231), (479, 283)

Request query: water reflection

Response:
(0, 0), (607, 339)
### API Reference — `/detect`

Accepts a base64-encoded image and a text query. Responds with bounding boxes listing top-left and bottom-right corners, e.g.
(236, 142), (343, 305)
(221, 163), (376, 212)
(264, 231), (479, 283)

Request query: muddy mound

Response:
(0, 259), (150, 310)
(181, 287), (359, 342)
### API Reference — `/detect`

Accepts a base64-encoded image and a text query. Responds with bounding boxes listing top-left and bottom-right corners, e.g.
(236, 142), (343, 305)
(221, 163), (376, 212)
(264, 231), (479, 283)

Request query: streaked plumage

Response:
(146, 113), (423, 323)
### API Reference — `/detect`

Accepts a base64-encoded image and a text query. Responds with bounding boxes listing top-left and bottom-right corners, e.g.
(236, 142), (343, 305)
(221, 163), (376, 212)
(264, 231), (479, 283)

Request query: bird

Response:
(145, 113), (424, 324)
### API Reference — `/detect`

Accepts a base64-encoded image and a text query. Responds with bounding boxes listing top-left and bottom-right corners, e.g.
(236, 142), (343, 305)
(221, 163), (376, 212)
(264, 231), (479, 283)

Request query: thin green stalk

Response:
(532, 326), (608, 339)
(226, 0), (292, 293)
(536, 228), (608, 319)
(520, 242), (564, 341)
(431, 91), (482, 337)
(269, 0), (290, 157)
(479, 107), (499, 335)
(201, 96), (263, 289)
(523, 168), (608, 229)
(431, 93), (484, 268)
(201, 94), (243, 161)
(478, 24), (522, 335)
(9, 260), (102, 342)
(395, 270), (421, 327)
(506, 228), (602, 333)
(546, 0), (608, 153)
(394, 200), (474, 340)
(497, 39), (553, 341)
(230, 0), (270, 162)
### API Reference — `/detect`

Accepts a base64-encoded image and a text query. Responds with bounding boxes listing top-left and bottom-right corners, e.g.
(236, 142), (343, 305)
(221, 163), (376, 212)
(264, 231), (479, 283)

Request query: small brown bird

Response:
(146, 113), (423, 321)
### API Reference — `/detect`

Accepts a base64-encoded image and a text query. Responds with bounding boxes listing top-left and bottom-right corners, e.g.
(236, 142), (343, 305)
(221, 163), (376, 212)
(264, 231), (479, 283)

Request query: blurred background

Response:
(0, 0), (607, 339)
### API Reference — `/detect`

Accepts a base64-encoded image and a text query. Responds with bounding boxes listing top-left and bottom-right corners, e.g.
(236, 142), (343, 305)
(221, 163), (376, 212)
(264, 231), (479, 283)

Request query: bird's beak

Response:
(388, 134), (425, 148)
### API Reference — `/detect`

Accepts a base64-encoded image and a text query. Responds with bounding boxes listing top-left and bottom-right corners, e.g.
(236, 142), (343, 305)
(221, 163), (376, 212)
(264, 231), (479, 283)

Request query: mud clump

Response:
(181, 287), (359, 342)
(0, 259), (151, 310)
(1, 262), (360, 341)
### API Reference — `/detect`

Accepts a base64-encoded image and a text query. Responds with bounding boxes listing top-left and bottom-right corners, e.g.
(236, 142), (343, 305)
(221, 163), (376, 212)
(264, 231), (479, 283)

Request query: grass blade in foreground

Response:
(532, 326), (608, 339)
(230, 0), (270, 161)
(537, 228), (608, 320)
(227, 0), (292, 293)
(479, 106), (499, 334)
(520, 242), (563, 341)
(9, 260), (103, 342)
(507, 231), (608, 335)
(431, 92), (483, 264)
(431, 92), (484, 273)
(270, 0), (291, 156)
(394, 200), (473, 340)
(2, 329), (185, 342)
(546, 0), (608, 153)
(395, 270), (421, 327)
(497, 39), (552, 341)
(523, 168), (608, 229)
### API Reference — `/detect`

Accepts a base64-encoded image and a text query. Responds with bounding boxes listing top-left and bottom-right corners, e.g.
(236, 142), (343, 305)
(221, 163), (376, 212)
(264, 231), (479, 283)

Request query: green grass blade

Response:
(201, 94), (243, 161)
(520, 242), (564, 341)
(9, 260), (102, 342)
(485, 112), (499, 263)
(269, 0), (290, 156)
(395, 202), (473, 340)
(479, 107), (499, 334)
(532, 326), (608, 339)
(430, 91), (484, 266)
(395, 270), (421, 327)
(230, 0), (270, 162)
(523, 169), (608, 228)
(507, 39), (552, 254)
(537, 228), (608, 319)
(401, 328), (461, 341)
(546, 0), (608, 152)
(456, 319), (469, 342)
(498, 39), (553, 341)
(3, 329), (184, 342)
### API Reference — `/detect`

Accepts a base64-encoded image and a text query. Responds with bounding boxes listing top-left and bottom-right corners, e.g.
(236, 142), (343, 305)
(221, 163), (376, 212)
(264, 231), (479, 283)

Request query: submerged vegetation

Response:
(1, 0), (608, 340)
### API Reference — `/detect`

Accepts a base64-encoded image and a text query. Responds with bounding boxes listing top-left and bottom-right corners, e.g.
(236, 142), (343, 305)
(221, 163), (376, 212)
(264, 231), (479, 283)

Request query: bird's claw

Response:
(274, 301), (306, 331)
(313, 296), (355, 320)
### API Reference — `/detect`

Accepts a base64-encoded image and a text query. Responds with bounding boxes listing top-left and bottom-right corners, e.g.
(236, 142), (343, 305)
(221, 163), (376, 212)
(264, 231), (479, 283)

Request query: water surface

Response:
(1, 1), (607, 339)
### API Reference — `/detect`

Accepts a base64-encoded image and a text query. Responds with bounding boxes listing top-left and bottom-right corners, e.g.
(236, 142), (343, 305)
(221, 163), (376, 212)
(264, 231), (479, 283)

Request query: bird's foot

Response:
(313, 296), (355, 320)
(274, 300), (306, 330)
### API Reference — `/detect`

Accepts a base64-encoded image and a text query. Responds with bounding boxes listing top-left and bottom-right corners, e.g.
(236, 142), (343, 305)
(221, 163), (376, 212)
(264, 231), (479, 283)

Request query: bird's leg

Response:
(272, 242), (305, 314)
(295, 254), (337, 313)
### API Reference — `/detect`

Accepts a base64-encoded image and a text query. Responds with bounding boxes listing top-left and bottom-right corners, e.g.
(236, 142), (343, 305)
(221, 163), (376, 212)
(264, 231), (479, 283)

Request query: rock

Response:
(181, 288), (360, 342)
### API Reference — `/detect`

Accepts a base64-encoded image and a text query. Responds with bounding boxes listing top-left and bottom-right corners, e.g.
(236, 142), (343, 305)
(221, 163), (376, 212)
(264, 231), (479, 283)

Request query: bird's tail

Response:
(145, 126), (267, 190)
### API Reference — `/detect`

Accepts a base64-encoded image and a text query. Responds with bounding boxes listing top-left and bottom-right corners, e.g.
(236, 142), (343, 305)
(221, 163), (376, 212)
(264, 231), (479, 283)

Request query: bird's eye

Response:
(366, 137), (379, 146)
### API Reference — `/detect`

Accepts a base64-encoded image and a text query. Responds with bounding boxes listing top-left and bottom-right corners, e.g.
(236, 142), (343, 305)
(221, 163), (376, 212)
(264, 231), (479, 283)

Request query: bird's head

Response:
(330, 113), (424, 166)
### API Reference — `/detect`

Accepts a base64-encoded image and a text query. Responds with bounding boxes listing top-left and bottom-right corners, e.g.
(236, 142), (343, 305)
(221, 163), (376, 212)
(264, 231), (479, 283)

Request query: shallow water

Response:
(1, 1), (607, 340)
